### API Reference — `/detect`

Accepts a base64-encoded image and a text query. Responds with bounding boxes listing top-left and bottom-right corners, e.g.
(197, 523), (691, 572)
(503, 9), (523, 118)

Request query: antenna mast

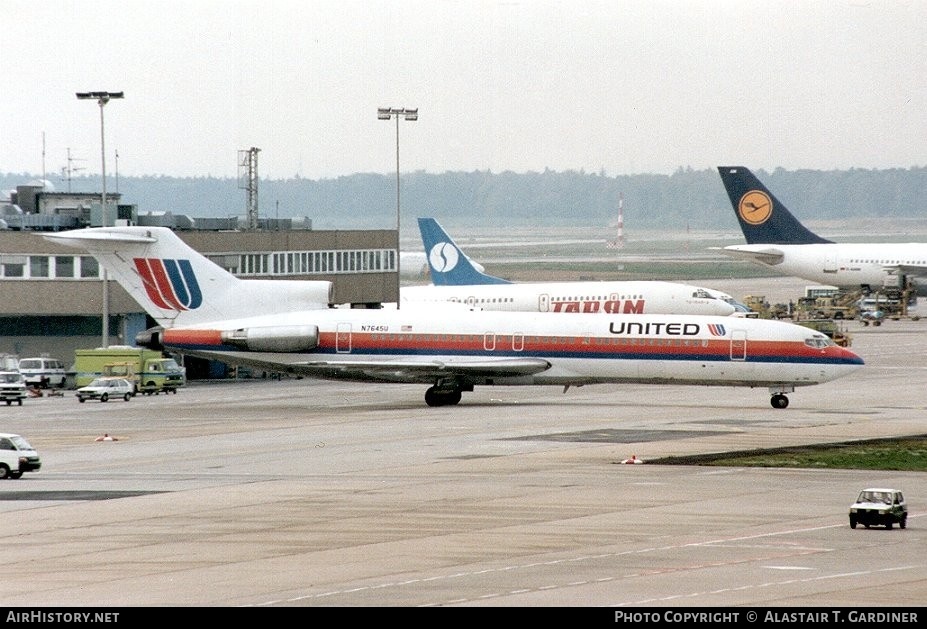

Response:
(238, 147), (261, 229)
(607, 193), (625, 249)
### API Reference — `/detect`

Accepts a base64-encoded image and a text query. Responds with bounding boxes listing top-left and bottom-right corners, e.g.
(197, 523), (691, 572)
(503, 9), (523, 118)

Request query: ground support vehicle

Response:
(0, 371), (27, 406)
(18, 356), (67, 389)
(0, 433), (41, 479)
(74, 346), (185, 395)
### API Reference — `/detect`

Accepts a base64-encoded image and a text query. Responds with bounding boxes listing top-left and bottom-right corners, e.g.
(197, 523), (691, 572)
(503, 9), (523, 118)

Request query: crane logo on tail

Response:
(738, 190), (773, 225)
(133, 258), (203, 311)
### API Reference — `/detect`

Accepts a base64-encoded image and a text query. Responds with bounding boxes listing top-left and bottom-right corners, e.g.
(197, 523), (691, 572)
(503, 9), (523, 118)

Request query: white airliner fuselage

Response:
(410, 217), (742, 316)
(401, 280), (737, 316)
(153, 307), (862, 408)
(721, 242), (927, 293)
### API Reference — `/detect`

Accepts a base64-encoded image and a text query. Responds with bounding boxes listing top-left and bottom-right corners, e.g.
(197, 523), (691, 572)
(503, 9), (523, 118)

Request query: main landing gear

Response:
(424, 386), (462, 407)
(424, 378), (471, 407)
(770, 393), (789, 409)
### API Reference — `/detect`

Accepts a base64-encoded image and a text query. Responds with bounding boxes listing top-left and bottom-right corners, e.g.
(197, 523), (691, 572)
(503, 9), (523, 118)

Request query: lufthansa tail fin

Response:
(417, 218), (510, 285)
(717, 166), (832, 245)
(44, 226), (332, 328)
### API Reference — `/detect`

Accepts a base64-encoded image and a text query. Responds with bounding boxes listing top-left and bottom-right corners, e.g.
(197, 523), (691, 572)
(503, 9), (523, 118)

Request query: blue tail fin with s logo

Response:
(417, 218), (510, 286)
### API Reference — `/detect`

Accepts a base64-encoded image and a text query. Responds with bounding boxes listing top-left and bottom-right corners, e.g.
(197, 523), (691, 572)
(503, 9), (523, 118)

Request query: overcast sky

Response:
(2, 0), (925, 181)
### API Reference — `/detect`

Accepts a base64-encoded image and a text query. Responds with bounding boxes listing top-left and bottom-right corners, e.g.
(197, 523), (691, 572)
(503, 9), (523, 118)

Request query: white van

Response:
(18, 357), (67, 389)
(0, 433), (41, 479)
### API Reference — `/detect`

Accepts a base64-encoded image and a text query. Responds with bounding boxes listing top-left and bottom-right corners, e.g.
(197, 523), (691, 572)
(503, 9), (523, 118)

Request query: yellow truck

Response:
(74, 346), (186, 395)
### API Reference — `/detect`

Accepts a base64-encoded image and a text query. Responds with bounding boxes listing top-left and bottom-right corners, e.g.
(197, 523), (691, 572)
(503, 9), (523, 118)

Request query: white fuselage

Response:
(400, 281), (737, 316)
(161, 307), (863, 390)
(722, 242), (927, 294)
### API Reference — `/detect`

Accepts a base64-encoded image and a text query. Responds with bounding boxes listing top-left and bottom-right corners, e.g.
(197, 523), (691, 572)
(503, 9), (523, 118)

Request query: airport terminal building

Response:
(0, 184), (398, 379)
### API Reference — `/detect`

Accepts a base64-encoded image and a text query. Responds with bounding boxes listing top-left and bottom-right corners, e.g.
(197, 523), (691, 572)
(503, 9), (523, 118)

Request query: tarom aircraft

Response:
(716, 166), (927, 296)
(401, 217), (742, 316)
(45, 226), (863, 408)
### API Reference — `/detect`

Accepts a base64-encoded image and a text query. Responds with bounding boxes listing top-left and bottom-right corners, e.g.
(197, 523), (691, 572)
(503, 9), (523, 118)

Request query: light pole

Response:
(377, 107), (417, 308)
(77, 91), (123, 347)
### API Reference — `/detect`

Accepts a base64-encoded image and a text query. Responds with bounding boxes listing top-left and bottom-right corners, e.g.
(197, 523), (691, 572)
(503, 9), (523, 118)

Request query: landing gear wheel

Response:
(770, 394), (789, 409)
(424, 387), (463, 407)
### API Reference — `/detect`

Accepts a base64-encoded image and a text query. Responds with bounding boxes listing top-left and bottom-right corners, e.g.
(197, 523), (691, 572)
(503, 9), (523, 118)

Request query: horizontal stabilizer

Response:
(713, 245), (785, 266)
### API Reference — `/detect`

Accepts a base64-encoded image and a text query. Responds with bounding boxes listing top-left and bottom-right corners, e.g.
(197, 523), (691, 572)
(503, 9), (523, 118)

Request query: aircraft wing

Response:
(294, 356), (552, 381)
(171, 346), (554, 384)
(714, 245), (785, 266)
(893, 264), (927, 278)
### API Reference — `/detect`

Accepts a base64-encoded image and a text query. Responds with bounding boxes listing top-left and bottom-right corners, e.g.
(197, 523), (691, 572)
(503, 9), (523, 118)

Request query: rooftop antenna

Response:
(607, 193), (625, 249)
(60, 148), (86, 193)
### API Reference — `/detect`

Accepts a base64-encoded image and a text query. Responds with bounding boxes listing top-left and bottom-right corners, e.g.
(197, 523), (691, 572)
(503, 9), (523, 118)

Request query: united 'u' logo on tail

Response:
(134, 258), (203, 310)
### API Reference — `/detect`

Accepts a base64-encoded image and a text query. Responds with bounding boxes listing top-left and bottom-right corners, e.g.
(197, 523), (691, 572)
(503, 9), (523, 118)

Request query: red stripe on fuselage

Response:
(161, 329), (855, 363)
(319, 332), (826, 360)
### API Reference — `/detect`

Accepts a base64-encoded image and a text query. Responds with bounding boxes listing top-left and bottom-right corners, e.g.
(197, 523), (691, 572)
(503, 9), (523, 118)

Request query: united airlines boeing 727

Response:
(45, 226), (863, 408)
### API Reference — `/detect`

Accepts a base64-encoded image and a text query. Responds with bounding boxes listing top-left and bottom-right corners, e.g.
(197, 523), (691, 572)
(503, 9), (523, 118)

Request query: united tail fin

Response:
(717, 166), (832, 245)
(417, 217), (510, 285)
(44, 226), (332, 328)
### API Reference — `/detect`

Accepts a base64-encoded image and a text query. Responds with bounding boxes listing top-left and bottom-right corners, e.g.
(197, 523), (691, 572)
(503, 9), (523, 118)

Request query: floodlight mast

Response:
(76, 90), (123, 347)
(377, 107), (417, 308)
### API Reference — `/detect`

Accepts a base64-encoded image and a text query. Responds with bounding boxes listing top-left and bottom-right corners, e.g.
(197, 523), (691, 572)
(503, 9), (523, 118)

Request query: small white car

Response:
(849, 488), (907, 529)
(76, 378), (134, 403)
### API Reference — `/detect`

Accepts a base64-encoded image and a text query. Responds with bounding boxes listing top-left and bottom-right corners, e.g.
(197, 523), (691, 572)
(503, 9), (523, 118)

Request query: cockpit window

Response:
(804, 336), (834, 349)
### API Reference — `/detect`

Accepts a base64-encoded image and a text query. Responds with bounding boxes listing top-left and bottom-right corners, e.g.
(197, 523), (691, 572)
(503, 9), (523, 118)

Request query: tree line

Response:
(3, 166), (925, 233)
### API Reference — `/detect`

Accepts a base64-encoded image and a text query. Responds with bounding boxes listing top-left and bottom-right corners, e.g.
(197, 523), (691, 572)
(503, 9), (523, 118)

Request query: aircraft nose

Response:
(838, 346), (865, 366)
